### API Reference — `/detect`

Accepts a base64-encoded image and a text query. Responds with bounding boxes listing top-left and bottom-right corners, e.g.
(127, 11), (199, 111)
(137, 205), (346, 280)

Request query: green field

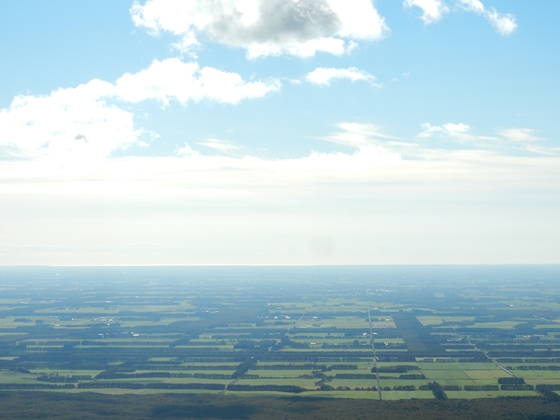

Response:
(0, 266), (559, 404)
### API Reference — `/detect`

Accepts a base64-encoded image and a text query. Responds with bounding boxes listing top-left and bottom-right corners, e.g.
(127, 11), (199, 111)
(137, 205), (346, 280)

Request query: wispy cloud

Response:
(419, 122), (499, 145)
(498, 128), (541, 143)
(418, 123), (553, 156)
(456, 0), (517, 35)
(405, 0), (517, 35)
(403, 0), (449, 24)
(1, 132), (559, 200)
(305, 67), (381, 87)
(319, 122), (398, 148)
(0, 120), (559, 205)
(195, 139), (241, 152)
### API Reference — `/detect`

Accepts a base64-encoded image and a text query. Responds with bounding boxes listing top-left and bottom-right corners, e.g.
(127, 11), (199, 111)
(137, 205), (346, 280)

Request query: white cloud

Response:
(484, 8), (518, 36)
(130, 0), (389, 58)
(418, 122), (501, 146)
(129, 0), (516, 60)
(2, 120), (558, 265)
(0, 117), (560, 270)
(318, 122), (401, 151)
(403, 0), (449, 24)
(196, 139), (241, 152)
(305, 67), (380, 87)
(419, 122), (471, 138)
(499, 128), (541, 143)
(419, 123), (552, 155)
(0, 80), (138, 160)
(456, 0), (517, 35)
(1, 123), (559, 200)
(0, 59), (278, 160)
(114, 58), (280, 105)
(403, 0), (517, 35)
(457, 0), (484, 13)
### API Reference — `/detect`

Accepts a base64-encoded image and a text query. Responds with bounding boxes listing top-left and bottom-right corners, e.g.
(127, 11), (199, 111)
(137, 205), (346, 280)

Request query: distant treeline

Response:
(498, 377), (525, 384)
(0, 384), (75, 390)
(77, 382), (225, 390)
(37, 374), (92, 383)
(497, 358), (560, 363)
(94, 372), (232, 380)
(334, 373), (377, 379)
(3, 386), (560, 419)
(96, 379), (550, 394)
(465, 385), (500, 391)
(509, 365), (560, 371)
(373, 365), (420, 373)
(227, 384), (306, 393)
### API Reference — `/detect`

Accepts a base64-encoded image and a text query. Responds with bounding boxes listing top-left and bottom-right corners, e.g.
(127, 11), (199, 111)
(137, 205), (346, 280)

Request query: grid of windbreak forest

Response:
(0, 266), (559, 401)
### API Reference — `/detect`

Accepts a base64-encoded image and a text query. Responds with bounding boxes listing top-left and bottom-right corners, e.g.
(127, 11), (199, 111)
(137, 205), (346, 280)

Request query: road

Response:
(367, 290), (383, 400)
(466, 339), (515, 376)
(222, 312), (305, 395)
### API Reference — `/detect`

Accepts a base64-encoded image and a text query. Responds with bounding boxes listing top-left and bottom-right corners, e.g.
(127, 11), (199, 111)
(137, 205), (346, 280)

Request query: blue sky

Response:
(0, 0), (559, 265)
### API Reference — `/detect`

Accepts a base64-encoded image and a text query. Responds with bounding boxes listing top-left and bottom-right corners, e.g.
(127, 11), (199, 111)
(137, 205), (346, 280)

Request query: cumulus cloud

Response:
(0, 59), (278, 160)
(130, 0), (388, 58)
(456, 0), (517, 35)
(403, 0), (449, 24)
(305, 67), (380, 87)
(0, 80), (138, 160)
(114, 58), (280, 105)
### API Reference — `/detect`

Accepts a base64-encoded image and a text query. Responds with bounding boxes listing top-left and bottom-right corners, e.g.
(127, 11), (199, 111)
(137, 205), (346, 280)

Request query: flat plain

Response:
(0, 265), (559, 403)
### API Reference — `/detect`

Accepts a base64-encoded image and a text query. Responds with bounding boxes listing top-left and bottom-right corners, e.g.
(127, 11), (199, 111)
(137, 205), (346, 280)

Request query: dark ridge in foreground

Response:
(0, 392), (559, 420)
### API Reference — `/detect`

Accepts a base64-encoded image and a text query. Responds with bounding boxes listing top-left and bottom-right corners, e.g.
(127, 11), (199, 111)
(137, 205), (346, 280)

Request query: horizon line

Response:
(1, 263), (559, 268)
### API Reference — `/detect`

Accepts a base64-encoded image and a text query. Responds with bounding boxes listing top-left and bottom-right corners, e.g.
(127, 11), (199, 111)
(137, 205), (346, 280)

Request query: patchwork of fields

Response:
(0, 266), (559, 400)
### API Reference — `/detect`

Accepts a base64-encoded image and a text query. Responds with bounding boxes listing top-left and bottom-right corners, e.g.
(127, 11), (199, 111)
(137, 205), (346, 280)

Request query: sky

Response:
(0, 0), (559, 265)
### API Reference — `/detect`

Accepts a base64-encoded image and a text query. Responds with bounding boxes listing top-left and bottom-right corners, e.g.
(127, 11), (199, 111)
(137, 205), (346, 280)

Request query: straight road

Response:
(223, 312), (306, 395)
(368, 301), (383, 400)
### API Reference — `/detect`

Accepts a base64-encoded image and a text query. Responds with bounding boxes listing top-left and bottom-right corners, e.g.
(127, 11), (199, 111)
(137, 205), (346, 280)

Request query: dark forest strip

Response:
(0, 392), (559, 420)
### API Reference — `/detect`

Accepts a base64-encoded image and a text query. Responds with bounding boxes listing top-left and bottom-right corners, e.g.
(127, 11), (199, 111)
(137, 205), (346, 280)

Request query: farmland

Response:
(0, 265), (559, 404)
